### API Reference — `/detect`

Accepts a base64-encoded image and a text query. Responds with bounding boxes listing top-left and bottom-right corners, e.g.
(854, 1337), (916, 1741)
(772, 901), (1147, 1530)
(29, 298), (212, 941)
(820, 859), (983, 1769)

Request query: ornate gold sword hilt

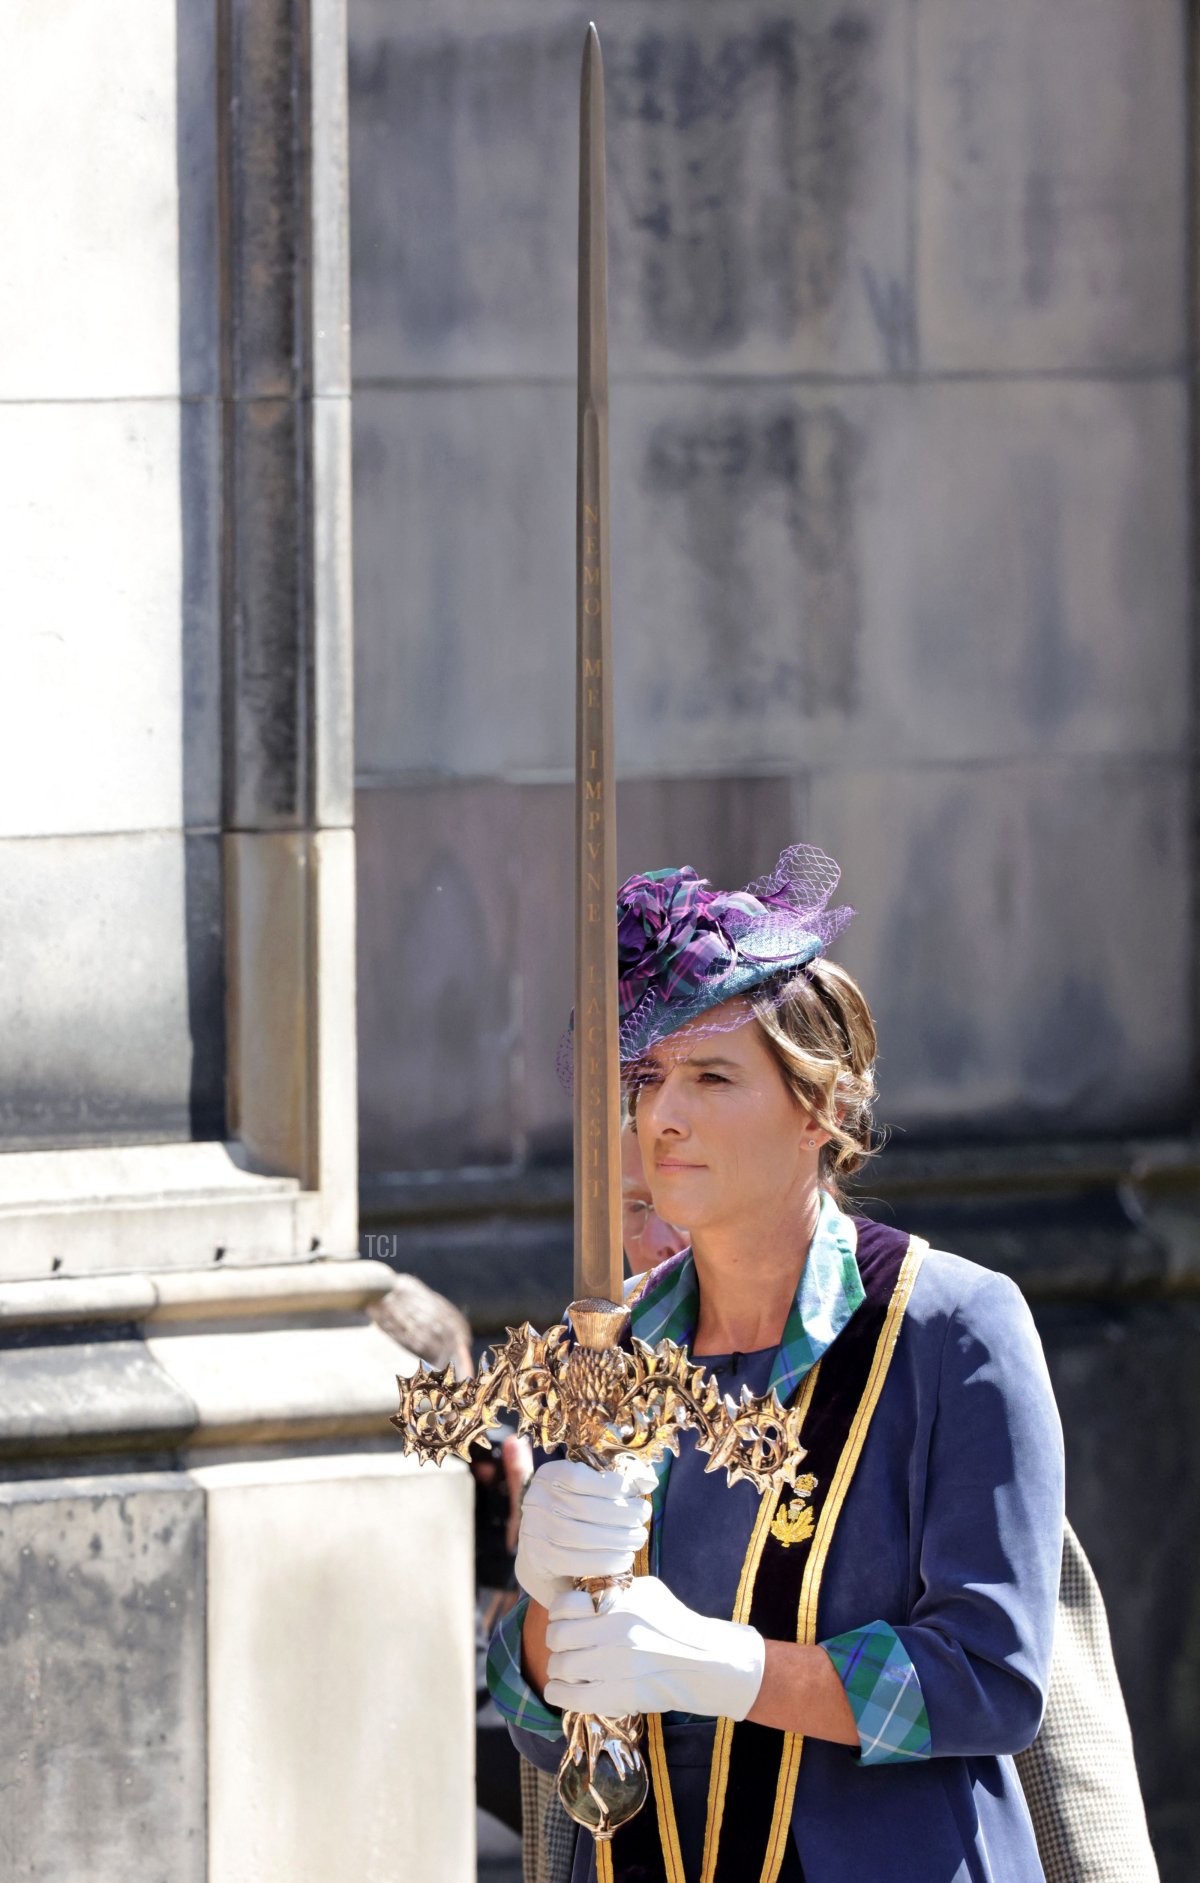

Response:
(391, 1296), (811, 1843)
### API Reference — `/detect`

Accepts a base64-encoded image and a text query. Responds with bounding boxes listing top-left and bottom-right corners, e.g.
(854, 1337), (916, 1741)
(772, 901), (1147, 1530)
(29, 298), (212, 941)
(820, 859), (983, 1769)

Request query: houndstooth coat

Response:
(1015, 1520), (1158, 1882)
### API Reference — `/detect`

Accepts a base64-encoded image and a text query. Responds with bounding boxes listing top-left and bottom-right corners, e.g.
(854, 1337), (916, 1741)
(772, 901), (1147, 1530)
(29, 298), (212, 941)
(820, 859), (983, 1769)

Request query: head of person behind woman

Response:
(627, 957), (881, 1237)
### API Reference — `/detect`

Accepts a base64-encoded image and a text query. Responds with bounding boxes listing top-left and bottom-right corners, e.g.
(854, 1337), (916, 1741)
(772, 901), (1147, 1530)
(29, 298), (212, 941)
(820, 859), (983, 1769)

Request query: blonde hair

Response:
(750, 958), (880, 1203)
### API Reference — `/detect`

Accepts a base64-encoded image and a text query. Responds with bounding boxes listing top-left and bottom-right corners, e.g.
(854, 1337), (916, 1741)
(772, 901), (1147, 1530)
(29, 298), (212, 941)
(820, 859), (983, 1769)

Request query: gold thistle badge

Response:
(769, 1474), (818, 1548)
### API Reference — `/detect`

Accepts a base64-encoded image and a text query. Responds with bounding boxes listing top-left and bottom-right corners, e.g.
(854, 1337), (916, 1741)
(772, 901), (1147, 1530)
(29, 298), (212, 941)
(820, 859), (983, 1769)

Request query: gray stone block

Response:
(349, 0), (911, 380)
(0, 398), (221, 838)
(145, 1315), (405, 1446)
(0, 1), (211, 399)
(851, 377), (1189, 766)
(356, 783), (523, 1171)
(225, 832), (310, 1179)
(307, 829), (360, 1252)
(312, 0), (353, 401)
(916, 0), (1186, 371)
(0, 1471), (206, 1881)
(0, 833), (225, 1150)
(1037, 1300), (1200, 1878)
(224, 829), (359, 1246)
(196, 1451), (475, 1883)
(609, 379), (875, 772)
(611, 375), (1188, 774)
(0, 1338), (197, 1458)
(806, 757), (1190, 1137)
(352, 375), (876, 779)
(352, 382), (575, 780)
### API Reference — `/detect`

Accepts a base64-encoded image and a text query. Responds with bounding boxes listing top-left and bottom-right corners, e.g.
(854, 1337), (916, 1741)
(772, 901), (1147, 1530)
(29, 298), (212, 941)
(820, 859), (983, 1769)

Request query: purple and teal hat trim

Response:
(615, 843), (853, 1062)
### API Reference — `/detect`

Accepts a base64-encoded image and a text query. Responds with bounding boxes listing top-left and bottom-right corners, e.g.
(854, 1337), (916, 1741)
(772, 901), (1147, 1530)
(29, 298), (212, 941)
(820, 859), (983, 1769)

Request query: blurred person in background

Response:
(621, 1119), (689, 1278)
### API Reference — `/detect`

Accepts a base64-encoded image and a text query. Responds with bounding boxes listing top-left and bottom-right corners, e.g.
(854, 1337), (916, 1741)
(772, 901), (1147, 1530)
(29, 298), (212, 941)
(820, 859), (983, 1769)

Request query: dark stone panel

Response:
(226, 397), (308, 829)
(876, 1184), (1171, 1299)
(604, 6), (909, 372)
(176, 0), (220, 398)
(0, 834), (225, 1150)
(348, 0), (910, 379)
(810, 759), (1191, 1139)
(859, 380), (1189, 769)
(223, 0), (307, 400)
(354, 375), (1188, 783)
(615, 388), (867, 750)
(352, 382), (575, 782)
(0, 1472), (206, 1880)
(183, 832), (227, 1141)
(180, 398), (222, 831)
(352, 378), (871, 782)
(1036, 1300), (1200, 1883)
(356, 782), (523, 1172)
(364, 1213), (573, 1338)
(916, 0), (1186, 374)
(616, 775), (799, 890)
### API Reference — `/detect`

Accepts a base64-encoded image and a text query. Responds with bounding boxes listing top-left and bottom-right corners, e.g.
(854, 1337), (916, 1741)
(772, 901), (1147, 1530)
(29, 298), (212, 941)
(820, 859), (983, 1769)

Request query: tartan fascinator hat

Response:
(614, 843), (854, 1063)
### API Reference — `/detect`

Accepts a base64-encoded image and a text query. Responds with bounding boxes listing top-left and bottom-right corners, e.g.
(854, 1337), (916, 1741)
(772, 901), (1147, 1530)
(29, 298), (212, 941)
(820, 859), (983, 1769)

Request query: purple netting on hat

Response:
(557, 843), (853, 1088)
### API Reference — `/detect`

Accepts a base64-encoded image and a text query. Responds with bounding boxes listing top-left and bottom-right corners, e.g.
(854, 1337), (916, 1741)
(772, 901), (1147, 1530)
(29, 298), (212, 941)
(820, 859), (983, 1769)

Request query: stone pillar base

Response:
(0, 1261), (474, 1882)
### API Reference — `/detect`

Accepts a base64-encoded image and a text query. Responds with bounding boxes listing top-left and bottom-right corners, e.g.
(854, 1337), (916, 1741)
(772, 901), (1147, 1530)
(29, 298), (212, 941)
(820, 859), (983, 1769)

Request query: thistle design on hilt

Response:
(391, 1296), (812, 1842)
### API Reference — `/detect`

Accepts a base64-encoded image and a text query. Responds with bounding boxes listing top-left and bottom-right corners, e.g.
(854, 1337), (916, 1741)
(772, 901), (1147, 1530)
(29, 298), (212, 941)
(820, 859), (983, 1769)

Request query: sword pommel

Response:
(567, 1298), (630, 1352)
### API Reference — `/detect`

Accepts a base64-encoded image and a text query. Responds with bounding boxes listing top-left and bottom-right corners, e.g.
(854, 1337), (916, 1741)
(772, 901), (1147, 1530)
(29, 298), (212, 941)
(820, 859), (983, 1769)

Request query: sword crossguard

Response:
(391, 1297), (813, 1844)
(391, 1303), (809, 1491)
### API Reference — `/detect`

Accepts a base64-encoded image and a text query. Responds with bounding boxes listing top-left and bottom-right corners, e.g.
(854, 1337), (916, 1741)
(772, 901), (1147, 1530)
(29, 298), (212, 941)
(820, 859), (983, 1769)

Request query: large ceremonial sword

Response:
(392, 25), (808, 1847)
(575, 24), (621, 1308)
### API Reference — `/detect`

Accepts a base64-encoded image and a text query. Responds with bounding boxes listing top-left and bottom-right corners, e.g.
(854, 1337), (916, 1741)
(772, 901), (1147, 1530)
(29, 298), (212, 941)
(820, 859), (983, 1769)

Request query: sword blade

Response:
(574, 22), (621, 1304)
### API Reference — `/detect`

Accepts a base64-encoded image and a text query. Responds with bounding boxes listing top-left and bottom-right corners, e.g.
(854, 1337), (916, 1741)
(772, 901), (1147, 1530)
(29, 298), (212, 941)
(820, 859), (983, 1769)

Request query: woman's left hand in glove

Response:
(543, 1576), (765, 1721)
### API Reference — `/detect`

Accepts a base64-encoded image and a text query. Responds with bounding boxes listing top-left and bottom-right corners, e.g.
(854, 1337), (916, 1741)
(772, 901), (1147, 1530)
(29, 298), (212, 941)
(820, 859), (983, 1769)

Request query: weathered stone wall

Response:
(350, 0), (1190, 1170)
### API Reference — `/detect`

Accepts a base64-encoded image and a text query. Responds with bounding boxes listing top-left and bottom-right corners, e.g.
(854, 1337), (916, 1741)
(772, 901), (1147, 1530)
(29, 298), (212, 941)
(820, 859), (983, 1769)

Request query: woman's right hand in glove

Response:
(515, 1456), (656, 1611)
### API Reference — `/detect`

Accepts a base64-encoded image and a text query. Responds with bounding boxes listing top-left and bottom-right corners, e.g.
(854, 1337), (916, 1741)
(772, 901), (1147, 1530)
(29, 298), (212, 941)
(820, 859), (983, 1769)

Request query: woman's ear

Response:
(800, 1114), (834, 1149)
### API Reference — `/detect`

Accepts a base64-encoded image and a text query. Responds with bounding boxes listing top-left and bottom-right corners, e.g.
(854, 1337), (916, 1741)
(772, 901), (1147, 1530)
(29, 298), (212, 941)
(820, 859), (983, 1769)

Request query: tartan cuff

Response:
(485, 1594), (564, 1742)
(821, 1619), (932, 1765)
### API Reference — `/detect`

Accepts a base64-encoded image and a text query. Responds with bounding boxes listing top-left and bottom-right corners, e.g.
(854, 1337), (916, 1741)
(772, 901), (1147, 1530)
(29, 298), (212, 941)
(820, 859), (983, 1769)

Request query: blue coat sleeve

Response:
(894, 1266), (1064, 1759)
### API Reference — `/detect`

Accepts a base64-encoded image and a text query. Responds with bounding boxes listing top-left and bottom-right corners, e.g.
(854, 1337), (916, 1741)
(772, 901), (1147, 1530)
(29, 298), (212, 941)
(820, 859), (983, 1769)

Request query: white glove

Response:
(543, 1576), (765, 1721)
(514, 1457), (656, 1612)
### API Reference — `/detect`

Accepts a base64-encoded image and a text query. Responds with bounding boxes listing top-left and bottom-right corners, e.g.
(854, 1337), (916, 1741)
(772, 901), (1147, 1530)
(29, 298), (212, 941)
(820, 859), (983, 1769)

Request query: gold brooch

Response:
(769, 1482), (817, 1549)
